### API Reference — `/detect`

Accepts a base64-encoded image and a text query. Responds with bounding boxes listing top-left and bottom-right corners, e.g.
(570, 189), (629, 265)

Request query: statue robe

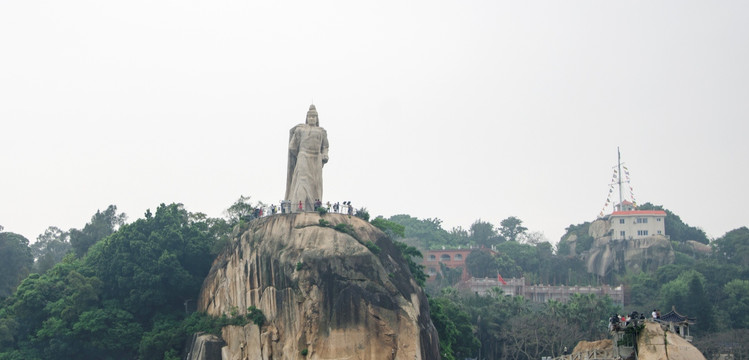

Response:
(285, 124), (329, 212)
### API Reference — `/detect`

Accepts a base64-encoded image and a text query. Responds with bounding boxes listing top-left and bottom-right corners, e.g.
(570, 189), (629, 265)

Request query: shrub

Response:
(333, 223), (357, 239)
(296, 262), (303, 271)
(301, 348), (309, 356)
(319, 219), (330, 227)
(364, 241), (381, 255)
(317, 207), (328, 215)
(354, 207), (370, 221)
(247, 306), (266, 327)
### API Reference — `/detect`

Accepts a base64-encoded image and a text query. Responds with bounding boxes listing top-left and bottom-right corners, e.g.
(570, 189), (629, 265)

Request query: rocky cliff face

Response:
(197, 213), (440, 360)
(583, 235), (674, 277)
(573, 322), (706, 360)
(561, 219), (675, 277)
(637, 321), (706, 360)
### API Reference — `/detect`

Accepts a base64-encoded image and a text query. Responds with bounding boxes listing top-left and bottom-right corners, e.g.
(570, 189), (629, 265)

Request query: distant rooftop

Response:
(611, 210), (666, 216)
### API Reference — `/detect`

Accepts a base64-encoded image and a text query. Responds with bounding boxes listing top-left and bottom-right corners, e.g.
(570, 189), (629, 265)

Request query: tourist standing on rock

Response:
(285, 104), (329, 212)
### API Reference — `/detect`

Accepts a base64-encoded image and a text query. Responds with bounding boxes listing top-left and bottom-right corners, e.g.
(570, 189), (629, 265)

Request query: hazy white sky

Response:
(2, 1), (748, 245)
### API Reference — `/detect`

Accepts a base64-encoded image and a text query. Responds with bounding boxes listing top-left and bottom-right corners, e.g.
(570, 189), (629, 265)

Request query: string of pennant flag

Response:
(598, 165), (637, 218)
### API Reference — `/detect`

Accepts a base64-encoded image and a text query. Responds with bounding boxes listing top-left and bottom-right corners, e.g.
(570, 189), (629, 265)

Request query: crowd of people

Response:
(607, 309), (664, 332)
(608, 311), (647, 331)
(246, 200), (358, 220)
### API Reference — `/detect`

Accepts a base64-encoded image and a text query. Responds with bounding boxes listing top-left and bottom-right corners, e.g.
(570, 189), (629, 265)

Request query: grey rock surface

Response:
(583, 235), (674, 277)
(198, 213), (440, 360)
(588, 219), (611, 240)
(184, 332), (225, 360)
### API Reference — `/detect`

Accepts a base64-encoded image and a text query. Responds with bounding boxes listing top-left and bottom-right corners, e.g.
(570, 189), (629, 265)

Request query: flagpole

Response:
(617, 147), (623, 211)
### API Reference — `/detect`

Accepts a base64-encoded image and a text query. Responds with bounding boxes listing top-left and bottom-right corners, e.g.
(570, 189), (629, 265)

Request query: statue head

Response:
(306, 104), (319, 126)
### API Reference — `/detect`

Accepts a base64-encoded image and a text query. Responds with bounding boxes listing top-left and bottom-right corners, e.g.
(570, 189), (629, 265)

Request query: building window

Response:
(440, 254), (451, 262)
(428, 267), (437, 275)
(620, 231), (625, 237)
(429, 254), (436, 261)
(637, 218), (648, 224)
(619, 219), (625, 224)
(657, 218), (662, 222)
(657, 230), (662, 235)
(637, 230), (649, 236)
(455, 254), (463, 261)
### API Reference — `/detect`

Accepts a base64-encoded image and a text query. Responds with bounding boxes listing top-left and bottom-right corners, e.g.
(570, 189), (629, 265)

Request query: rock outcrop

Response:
(197, 213), (440, 360)
(573, 322), (706, 360)
(582, 233), (674, 277)
(637, 322), (706, 360)
(572, 339), (613, 356)
(184, 333), (225, 360)
(562, 219), (675, 277)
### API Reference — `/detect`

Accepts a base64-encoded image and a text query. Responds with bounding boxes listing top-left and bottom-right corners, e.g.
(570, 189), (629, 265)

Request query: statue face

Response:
(306, 114), (318, 126)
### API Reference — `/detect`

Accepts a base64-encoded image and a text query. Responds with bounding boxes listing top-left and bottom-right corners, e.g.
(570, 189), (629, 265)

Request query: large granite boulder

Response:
(185, 333), (225, 360)
(588, 219), (611, 240)
(636, 321), (706, 360)
(583, 234), (674, 277)
(572, 322), (706, 360)
(197, 213), (440, 360)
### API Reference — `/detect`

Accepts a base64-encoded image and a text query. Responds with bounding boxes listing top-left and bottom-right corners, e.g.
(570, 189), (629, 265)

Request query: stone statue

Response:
(285, 104), (329, 212)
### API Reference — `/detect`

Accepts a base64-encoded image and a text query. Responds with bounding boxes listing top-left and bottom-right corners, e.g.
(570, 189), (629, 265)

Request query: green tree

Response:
(562, 293), (620, 340)
(394, 241), (426, 286)
(499, 216), (527, 242)
(660, 270), (714, 332)
(495, 252), (522, 278)
(559, 222), (593, 255)
(72, 305), (143, 357)
(625, 271), (658, 309)
(0, 202), (230, 359)
(428, 296), (480, 360)
(713, 227), (749, 267)
(85, 203), (213, 323)
(638, 203), (708, 244)
(370, 216), (405, 238)
(70, 205), (127, 257)
(496, 241), (538, 276)
(469, 219), (497, 248)
(438, 262), (463, 287)
(449, 226), (469, 244)
(686, 273), (715, 332)
(31, 226), (71, 273)
(0, 232), (33, 298)
(465, 250), (498, 278)
(721, 279), (749, 329)
(462, 288), (532, 360)
(387, 215), (460, 249)
(224, 195), (255, 226)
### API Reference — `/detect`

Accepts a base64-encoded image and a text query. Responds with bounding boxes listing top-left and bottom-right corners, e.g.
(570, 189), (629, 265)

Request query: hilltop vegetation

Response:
(382, 208), (749, 360)
(0, 204), (237, 359)
(0, 200), (747, 360)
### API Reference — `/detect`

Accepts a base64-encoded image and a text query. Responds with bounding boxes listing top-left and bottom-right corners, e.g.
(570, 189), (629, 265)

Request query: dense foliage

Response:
(0, 232), (33, 298)
(390, 209), (749, 360)
(1, 200), (747, 359)
(637, 203), (709, 244)
(0, 203), (232, 360)
(428, 287), (618, 360)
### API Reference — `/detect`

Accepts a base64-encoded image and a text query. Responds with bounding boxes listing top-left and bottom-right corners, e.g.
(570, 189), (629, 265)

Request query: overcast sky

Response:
(2, 1), (748, 245)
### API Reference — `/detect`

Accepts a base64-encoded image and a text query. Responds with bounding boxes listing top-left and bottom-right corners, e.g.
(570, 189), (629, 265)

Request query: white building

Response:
(609, 202), (666, 240)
